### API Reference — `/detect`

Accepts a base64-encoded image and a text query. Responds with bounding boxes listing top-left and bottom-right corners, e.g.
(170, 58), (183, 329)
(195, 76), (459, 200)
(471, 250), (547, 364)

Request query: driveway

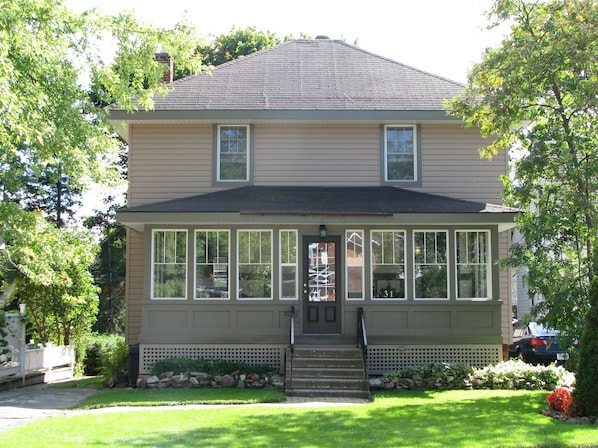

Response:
(0, 385), (100, 432)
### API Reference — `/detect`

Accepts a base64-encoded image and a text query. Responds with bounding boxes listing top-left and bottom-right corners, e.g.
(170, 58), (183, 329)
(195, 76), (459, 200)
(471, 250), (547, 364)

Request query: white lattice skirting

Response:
(139, 344), (286, 374)
(139, 344), (501, 375)
(367, 345), (502, 374)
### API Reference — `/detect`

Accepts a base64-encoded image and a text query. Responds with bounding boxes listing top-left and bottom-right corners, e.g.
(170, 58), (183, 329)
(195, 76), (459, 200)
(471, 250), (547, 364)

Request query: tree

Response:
(199, 26), (280, 67)
(0, 0), (205, 345)
(0, 212), (99, 346)
(447, 0), (597, 415)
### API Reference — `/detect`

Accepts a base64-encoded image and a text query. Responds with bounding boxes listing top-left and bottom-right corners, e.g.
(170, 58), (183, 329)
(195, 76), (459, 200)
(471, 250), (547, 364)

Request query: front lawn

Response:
(3, 389), (597, 447)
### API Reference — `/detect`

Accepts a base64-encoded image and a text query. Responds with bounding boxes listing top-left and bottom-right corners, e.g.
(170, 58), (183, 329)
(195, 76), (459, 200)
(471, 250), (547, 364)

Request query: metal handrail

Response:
(289, 305), (295, 387)
(357, 307), (368, 386)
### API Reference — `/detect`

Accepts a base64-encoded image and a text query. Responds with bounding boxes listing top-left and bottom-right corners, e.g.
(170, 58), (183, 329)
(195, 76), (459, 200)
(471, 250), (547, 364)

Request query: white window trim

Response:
(346, 230), (365, 301)
(217, 124), (250, 183)
(237, 229), (273, 301)
(279, 229), (298, 301)
(384, 124), (418, 183)
(371, 229), (406, 301)
(151, 229), (188, 300)
(413, 229), (449, 301)
(455, 229), (492, 301)
(194, 229), (230, 301)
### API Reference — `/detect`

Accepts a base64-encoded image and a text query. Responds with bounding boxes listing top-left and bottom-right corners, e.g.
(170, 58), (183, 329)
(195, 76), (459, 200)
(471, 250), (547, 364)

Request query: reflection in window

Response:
(385, 125), (416, 181)
(456, 231), (490, 299)
(414, 231), (447, 299)
(195, 231), (229, 299)
(238, 230), (272, 299)
(346, 231), (364, 300)
(280, 230), (297, 300)
(371, 231), (405, 299)
(152, 230), (187, 299)
(218, 125), (249, 181)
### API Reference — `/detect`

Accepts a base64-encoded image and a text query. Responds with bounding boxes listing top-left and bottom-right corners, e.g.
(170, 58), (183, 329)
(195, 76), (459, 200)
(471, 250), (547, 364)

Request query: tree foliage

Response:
(0, 211), (99, 346)
(199, 26), (280, 67)
(447, 0), (598, 340)
(0, 0), (205, 342)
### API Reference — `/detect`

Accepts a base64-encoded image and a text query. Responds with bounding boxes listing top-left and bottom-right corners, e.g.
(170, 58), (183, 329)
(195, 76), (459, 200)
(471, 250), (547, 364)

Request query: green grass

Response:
(2, 389), (597, 447)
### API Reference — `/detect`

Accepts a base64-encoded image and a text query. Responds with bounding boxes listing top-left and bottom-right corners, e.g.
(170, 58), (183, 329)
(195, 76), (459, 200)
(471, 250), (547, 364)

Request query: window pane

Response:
(346, 231), (364, 299)
(219, 126), (248, 181)
(386, 126), (415, 181)
(152, 230), (187, 299)
(371, 231), (405, 299)
(414, 231), (447, 299)
(238, 230), (272, 299)
(196, 231), (229, 299)
(456, 231), (489, 299)
(280, 230), (297, 299)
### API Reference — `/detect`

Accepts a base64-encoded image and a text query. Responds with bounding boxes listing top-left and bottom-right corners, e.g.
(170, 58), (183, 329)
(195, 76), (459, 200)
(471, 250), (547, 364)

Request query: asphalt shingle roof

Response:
(138, 39), (464, 112)
(119, 186), (515, 215)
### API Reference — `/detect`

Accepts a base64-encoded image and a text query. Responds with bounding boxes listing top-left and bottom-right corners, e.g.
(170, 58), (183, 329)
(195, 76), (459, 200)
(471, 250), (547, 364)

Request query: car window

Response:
(529, 322), (558, 336)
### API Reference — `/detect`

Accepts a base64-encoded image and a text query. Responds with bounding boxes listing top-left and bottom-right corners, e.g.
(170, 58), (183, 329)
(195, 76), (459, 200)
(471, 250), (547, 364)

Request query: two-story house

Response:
(112, 38), (517, 384)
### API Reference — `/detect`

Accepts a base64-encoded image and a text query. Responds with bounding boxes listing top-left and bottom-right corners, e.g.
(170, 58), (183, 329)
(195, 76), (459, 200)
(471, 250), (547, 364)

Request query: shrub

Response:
(547, 387), (576, 416)
(149, 356), (273, 378)
(374, 360), (571, 391)
(83, 334), (128, 382)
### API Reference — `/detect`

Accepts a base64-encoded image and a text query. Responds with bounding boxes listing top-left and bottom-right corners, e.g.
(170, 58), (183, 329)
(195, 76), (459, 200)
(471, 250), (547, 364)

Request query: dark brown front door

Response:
(302, 236), (341, 333)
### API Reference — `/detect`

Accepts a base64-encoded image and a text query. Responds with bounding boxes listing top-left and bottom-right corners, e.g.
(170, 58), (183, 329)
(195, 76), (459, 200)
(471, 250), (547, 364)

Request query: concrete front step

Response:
(286, 346), (370, 399)
(286, 388), (371, 399)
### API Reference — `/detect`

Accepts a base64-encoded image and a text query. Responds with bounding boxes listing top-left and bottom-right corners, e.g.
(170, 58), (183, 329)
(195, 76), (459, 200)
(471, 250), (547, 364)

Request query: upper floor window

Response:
(456, 231), (490, 300)
(238, 230), (272, 299)
(195, 230), (229, 300)
(384, 125), (417, 182)
(414, 230), (447, 299)
(217, 125), (250, 182)
(152, 230), (187, 299)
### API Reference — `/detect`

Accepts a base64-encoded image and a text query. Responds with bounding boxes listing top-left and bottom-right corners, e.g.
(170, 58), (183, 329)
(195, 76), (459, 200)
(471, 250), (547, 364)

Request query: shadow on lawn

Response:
(105, 392), (586, 448)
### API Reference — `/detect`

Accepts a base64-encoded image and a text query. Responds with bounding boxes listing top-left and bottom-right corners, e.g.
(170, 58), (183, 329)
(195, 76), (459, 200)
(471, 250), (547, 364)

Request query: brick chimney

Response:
(155, 52), (173, 84)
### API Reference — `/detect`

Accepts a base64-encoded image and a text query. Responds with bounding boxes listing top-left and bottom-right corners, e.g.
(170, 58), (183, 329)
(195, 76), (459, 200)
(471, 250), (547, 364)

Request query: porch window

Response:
(384, 125), (416, 182)
(456, 231), (490, 299)
(238, 230), (272, 299)
(371, 230), (405, 299)
(346, 231), (364, 300)
(195, 230), (229, 299)
(414, 231), (448, 299)
(152, 230), (187, 299)
(217, 125), (249, 182)
(280, 230), (298, 300)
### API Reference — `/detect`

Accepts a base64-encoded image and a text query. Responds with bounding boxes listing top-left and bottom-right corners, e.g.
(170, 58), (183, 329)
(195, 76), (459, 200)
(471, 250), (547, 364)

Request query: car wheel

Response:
(517, 349), (526, 363)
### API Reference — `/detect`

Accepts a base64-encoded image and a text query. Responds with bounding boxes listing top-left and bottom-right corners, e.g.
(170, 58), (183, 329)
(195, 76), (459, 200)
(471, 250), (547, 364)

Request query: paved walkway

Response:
(0, 385), (368, 432)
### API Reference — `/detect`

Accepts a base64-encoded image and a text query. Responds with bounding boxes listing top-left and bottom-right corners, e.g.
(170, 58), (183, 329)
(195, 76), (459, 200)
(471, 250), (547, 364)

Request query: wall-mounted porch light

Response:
(319, 225), (327, 238)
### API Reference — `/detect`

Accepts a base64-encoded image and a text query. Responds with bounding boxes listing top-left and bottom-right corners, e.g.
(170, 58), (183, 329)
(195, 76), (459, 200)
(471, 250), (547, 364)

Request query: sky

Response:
(68, 0), (509, 84)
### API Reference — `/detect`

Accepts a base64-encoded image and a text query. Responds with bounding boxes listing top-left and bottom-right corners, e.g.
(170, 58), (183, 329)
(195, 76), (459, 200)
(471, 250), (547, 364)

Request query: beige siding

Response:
(414, 124), (507, 205)
(127, 121), (508, 207)
(499, 231), (513, 348)
(125, 229), (145, 344)
(128, 124), (213, 206)
(254, 123), (379, 186)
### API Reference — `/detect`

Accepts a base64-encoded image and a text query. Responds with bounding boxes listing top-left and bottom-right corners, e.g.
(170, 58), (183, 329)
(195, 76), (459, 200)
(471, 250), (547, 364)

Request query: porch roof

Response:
(117, 186), (518, 231)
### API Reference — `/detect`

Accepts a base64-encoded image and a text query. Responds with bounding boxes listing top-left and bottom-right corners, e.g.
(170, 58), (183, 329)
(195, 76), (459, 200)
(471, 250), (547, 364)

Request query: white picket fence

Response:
(1, 313), (74, 383)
